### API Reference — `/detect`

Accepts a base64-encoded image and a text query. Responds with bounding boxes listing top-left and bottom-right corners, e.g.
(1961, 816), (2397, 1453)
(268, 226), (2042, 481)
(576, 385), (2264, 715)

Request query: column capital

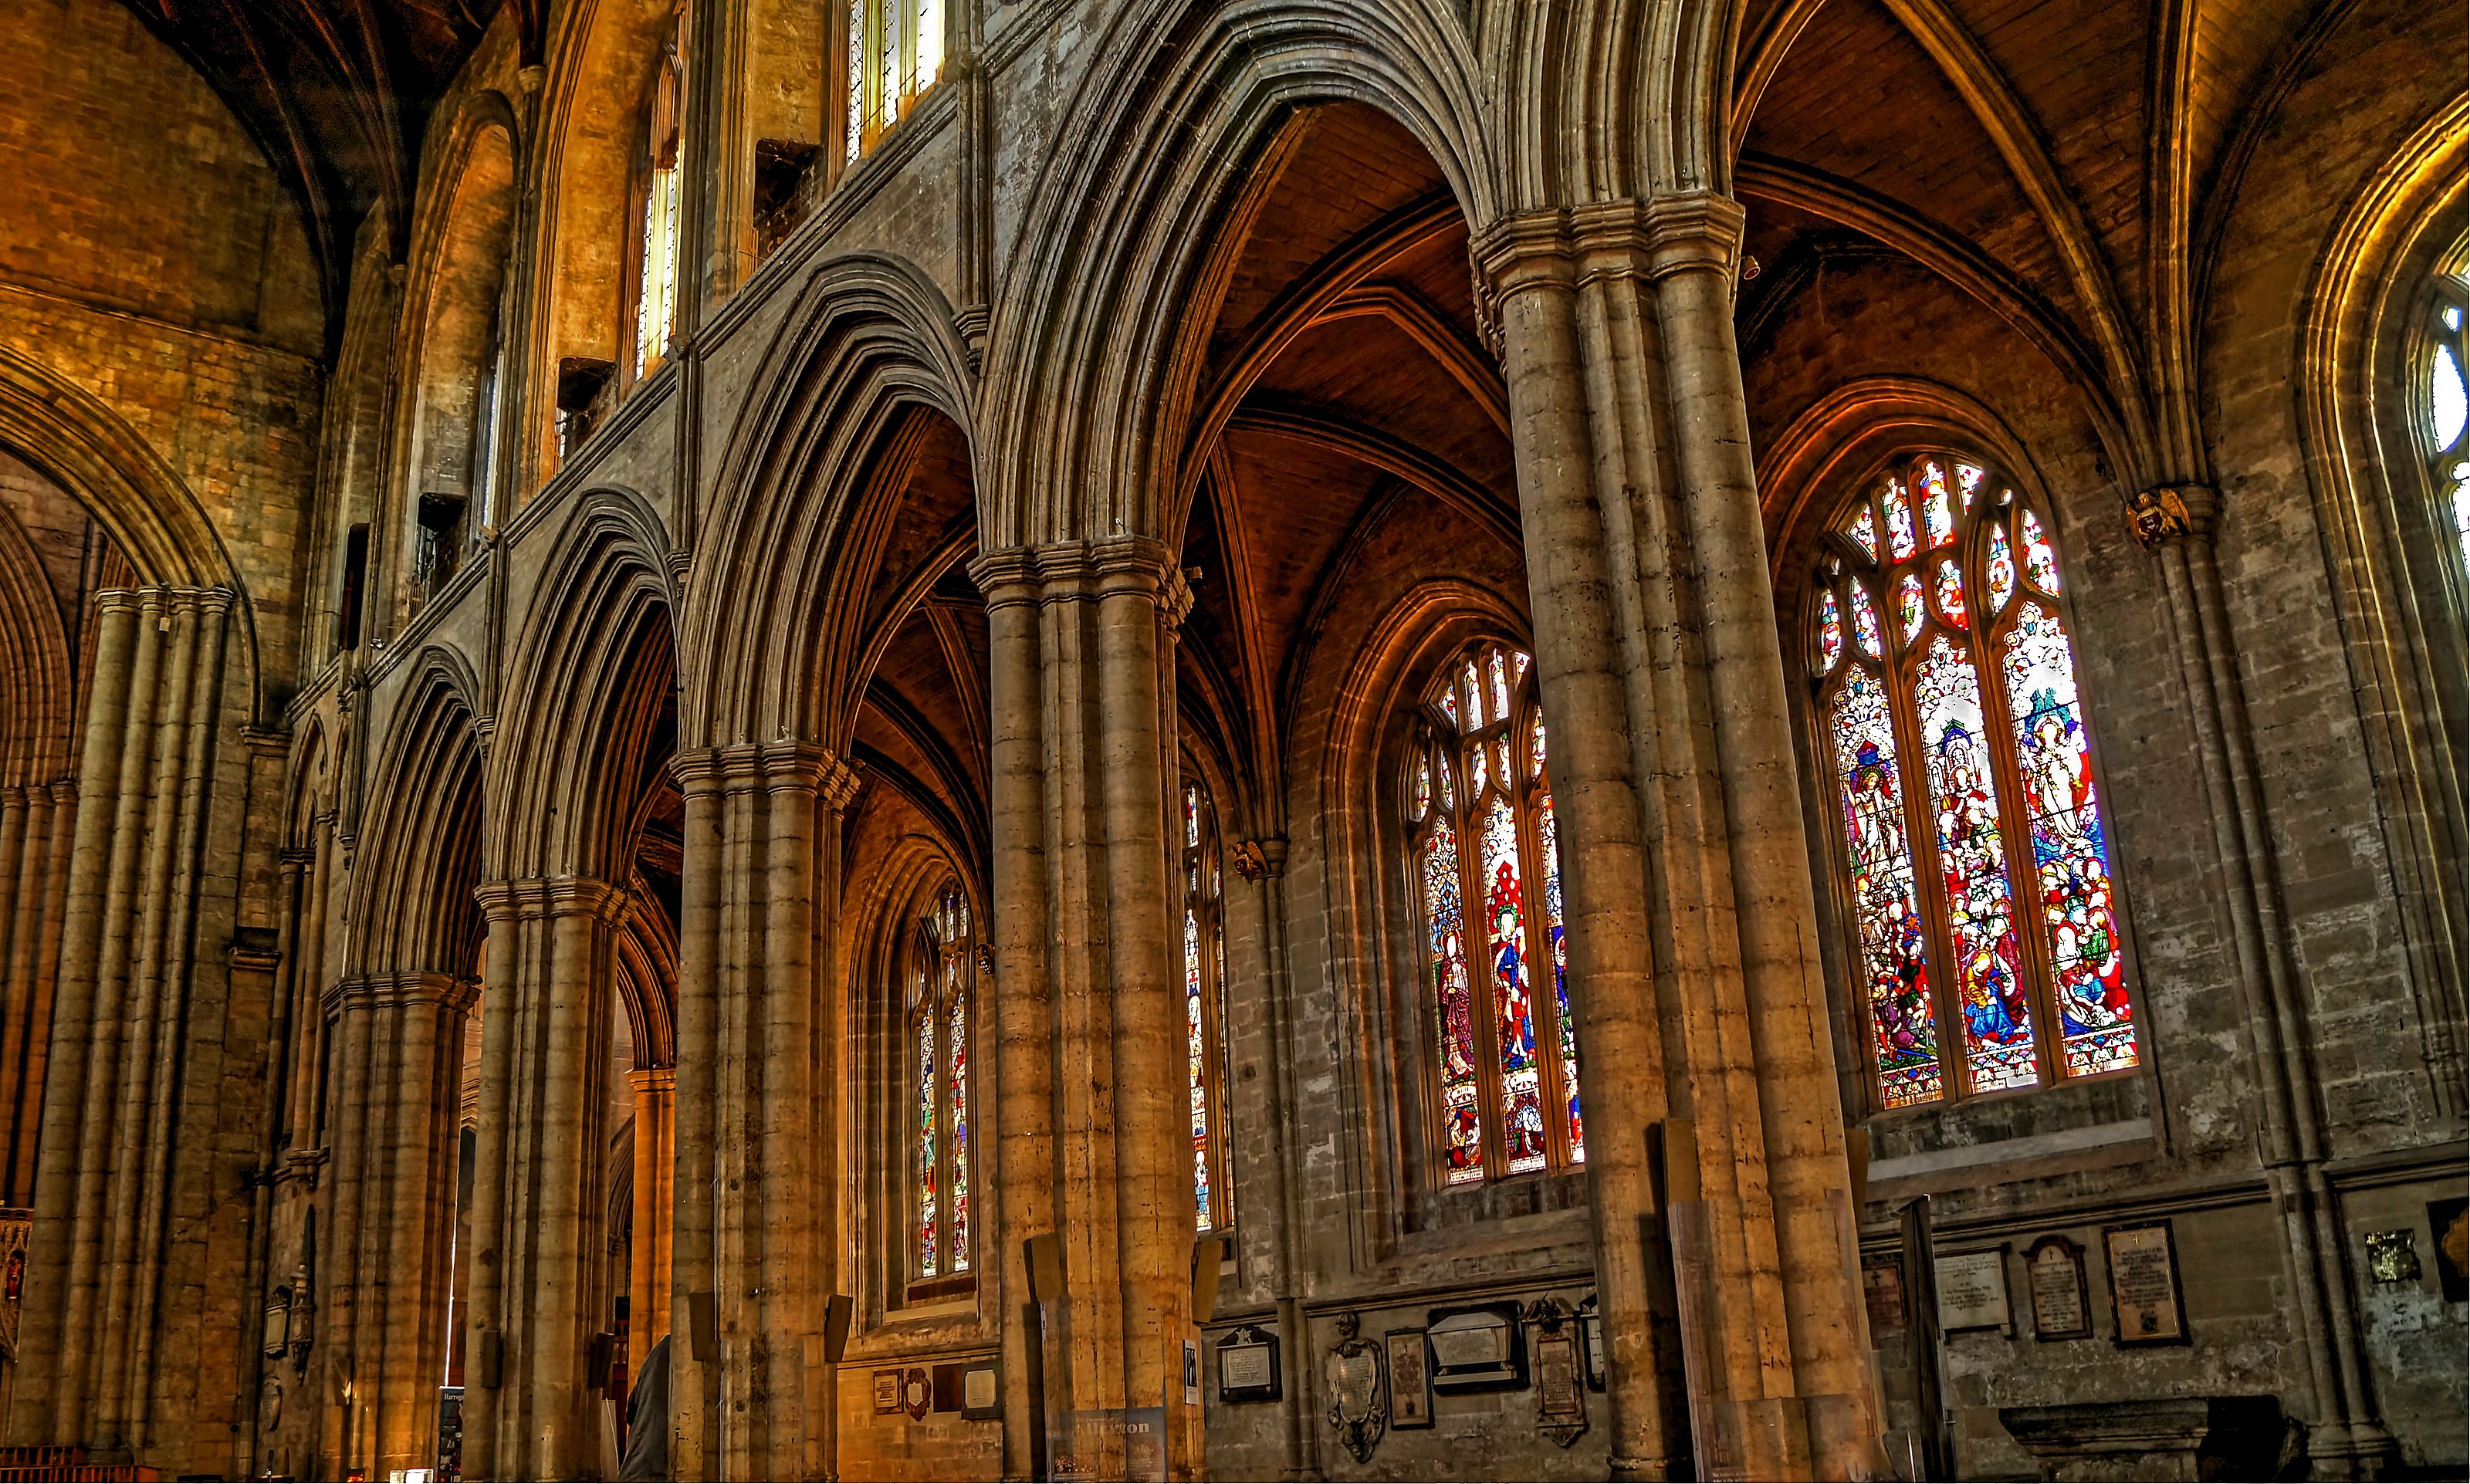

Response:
(323, 970), (480, 1016)
(968, 536), (1178, 603)
(754, 740), (862, 809)
(472, 874), (628, 923)
(627, 1064), (678, 1094)
(1474, 192), (1748, 302)
(2127, 483), (2216, 548)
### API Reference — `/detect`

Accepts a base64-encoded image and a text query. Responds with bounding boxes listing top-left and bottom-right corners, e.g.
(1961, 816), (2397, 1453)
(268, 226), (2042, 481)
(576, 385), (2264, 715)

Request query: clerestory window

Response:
(845, 0), (942, 163)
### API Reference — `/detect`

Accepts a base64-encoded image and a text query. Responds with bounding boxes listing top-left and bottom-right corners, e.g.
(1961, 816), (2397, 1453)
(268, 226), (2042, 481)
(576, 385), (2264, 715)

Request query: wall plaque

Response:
(1216, 1324), (1281, 1403)
(2024, 1236), (2089, 1341)
(1577, 1294), (1606, 1391)
(2367, 1230), (2421, 1284)
(1385, 1330), (1431, 1428)
(1522, 1299), (1589, 1448)
(902, 1365), (933, 1420)
(871, 1368), (903, 1415)
(1862, 1254), (1907, 1340)
(963, 1366), (1000, 1418)
(1934, 1248), (2010, 1334)
(1424, 1303), (1524, 1391)
(2104, 1221), (2187, 1347)
(1324, 1313), (1388, 1464)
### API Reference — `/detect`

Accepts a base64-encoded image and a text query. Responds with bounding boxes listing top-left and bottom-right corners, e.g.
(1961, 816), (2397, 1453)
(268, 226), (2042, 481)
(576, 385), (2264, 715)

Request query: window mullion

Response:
(1515, 772), (1567, 1172)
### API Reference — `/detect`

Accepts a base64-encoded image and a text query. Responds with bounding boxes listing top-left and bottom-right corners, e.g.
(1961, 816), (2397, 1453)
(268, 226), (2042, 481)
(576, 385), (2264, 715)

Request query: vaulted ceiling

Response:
(110, 0), (528, 320)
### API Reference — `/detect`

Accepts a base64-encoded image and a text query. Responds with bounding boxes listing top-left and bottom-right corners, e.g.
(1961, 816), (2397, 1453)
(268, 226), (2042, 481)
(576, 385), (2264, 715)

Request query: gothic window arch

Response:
(2416, 257), (2468, 577)
(631, 4), (688, 382)
(1182, 778), (1231, 1233)
(908, 884), (974, 1293)
(844, 0), (943, 163)
(1403, 640), (1583, 1186)
(1807, 452), (2140, 1110)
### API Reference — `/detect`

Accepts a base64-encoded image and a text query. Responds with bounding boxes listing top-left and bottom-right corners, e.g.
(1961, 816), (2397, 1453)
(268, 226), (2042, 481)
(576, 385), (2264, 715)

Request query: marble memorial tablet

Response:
(1386, 1330), (1431, 1428)
(1215, 1324), (1280, 1403)
(1934, 1247), (2010, 1333)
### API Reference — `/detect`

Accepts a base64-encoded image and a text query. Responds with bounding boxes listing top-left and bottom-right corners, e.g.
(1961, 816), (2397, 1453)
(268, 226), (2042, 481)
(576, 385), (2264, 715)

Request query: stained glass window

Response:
(632, 10), (688, 380)
(911, 885), (975, 1283)
(1808, 454), (2140, 1107)
(1406, 641), (1585, 1184)
(1182, 779), (1233, 1232)
(846, 0), (944, 161)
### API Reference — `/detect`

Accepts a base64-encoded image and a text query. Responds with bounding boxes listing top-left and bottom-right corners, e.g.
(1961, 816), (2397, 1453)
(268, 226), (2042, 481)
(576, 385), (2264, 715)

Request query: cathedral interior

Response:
(0, 0), (2460, 1479)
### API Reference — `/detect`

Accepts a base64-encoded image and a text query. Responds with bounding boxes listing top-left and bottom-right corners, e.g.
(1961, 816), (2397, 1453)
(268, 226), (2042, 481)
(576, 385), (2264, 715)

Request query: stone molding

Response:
(320, 969), (481, 1017)
(1472, 192), (1751, 335)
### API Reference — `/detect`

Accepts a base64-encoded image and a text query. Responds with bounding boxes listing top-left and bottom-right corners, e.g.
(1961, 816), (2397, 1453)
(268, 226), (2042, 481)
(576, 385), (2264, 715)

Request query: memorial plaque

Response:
(2103, 1221), (2187, 1347)
(1386, 1330), (1431, 1428)
(1862, 1254), (1907, 1339)
(2024, 1236), (2089, 1341)
(1424, 1303), (1524, 1391)
(1577, 1295), (1606, 1391)
(1934, 1248), (2009, 1334)
(871, 1369), (903, 1415)
(1524, 1300), (1589, 1448)
(963, 1366), (1000, 1418)
(1216, 1324), (1280, 1403)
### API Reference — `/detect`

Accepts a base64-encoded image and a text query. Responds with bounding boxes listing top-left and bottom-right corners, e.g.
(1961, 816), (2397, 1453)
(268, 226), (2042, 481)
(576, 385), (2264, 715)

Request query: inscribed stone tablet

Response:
(1934, 1248), (2009, 1332)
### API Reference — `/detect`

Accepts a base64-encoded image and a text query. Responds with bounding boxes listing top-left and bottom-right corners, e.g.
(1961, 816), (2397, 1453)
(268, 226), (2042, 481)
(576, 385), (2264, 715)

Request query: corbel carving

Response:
(2127, 484), (2212, 549)
(1229, 837), (1287, 883)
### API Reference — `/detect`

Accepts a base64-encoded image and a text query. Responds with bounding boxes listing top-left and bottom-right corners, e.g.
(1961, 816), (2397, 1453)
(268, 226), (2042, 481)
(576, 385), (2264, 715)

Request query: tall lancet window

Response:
(1182, 779), (1230, 1233)
(633, 3), (689, 380)
(1809, 454), (2140, 1110)
(845, 0), (943, 162)
(1405, 641), (1582, 1187)
(2421, 265), (2469, 574)
(912, 886), (973, 1285)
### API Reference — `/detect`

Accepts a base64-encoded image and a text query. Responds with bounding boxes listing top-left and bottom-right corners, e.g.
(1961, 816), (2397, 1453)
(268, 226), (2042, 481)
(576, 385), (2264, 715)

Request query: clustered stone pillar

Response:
(665, 743), (855, 1482)
(628, 1063), (676, 1353)
(0, 774), (76, 1205)
(314, 970), (479, 1478)
(2134, 492), (2390, 1474)
(12, 586), (236, 1453)
(1476, 197), (1881, 1480)
(969, 539), (1200, 1482)
(461, 876), (628, 1480)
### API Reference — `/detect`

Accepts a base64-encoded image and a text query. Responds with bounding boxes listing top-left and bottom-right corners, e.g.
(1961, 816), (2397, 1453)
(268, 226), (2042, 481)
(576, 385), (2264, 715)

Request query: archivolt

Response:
(489, 485), (678, 881)
(980, 0), (1493, 549)
(0, 347), (259, 707)
(350, 646), (487, 975)
(0, 499), (72, 786)
(683, 251), (976, 750)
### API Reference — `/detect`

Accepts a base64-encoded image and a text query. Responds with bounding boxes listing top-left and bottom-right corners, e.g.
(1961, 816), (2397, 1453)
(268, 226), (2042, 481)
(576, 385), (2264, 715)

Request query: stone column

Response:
(13, 586), (240, 1453)
(1477, 198), (1879, 1479)
(626, 1065), (676, 1351)
(458, 875), (626, 1481)
(665, 743), (854, 1481)
(2135, 493), (2390, 1474)
(970, 554), (1057, 1482)
(967, 539), (1199, 1480)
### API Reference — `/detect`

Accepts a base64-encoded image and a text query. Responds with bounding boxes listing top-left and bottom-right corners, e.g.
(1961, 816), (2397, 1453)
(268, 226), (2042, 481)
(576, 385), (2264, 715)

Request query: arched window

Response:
(2419, 264), (2468, 575)
(632, 5), (688, 381)
(1809, 454), (2140, 1110)
(1182, 779), (1230, 1233)
(1404, 641), (1582, 1186)
(845, 0), (942, 163)
(909, 886), (973, 1289)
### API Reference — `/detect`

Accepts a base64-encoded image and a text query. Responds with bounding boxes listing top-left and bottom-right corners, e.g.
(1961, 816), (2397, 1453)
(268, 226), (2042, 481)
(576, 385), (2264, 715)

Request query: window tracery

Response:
(1183, 779), (1231, 1233)
(910, 885), (973, 1286)
(1405, 642), (1582, 1186)
(845, 0), (942, 163)
(1808, 454), (2139, 1110)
